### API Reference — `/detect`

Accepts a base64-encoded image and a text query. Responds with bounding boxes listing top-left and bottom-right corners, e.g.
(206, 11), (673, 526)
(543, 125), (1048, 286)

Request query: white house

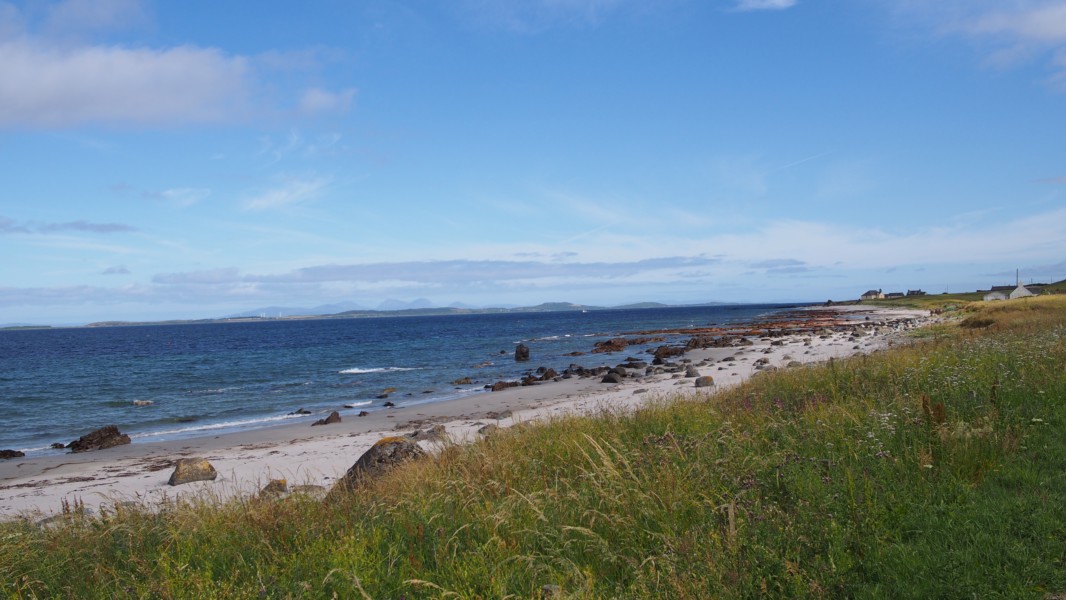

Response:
(1009, 284), (1034, 300)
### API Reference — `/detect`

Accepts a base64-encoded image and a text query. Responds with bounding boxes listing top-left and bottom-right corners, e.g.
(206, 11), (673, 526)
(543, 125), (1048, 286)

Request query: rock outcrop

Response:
(0, 449), (25, 459)
(67, 425), (131, 453)
(331, 437), (427, 495)
(515, 343), (531, 362)
(311, 411), (342, 426)
(167, 457), (218, 486)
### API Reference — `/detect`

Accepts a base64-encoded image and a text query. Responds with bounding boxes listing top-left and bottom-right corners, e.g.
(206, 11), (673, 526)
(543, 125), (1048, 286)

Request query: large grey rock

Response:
(694, 376), (716, 388)
(0, 449), (25, 459)
(68, 425), (131, 453)
(332, 437), (427, 495)
(168, 457), (218, 486)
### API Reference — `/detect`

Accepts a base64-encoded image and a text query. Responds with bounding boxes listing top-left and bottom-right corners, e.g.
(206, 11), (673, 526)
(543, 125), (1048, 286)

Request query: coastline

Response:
(0, 305), (935, 518)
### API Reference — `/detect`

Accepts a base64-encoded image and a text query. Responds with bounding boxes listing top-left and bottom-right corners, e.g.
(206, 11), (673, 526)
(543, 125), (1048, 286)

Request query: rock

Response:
(167, 457), (218, 486)
(490, 380), (519, 392)
(331, 437), (428, 494)
(357, 410), (369, 417)
(383, 401), (396, 408)
(685, 366), (701, 378)
(601, 372), (623, 384)
(408, 424), (446, 442)
(515, 343), (531, 362)
(694, 376), (715, 388)
(0, 449), (25, 459)
(592, 338), (628, 354)
(541, 584), (563, 598)
(452, 377), (473, 385)
(67, 425), (131, 453)
(538, 367), (558, 381)
(289, 408), (312, 415)
(478, 423), (499, 435)
(259, 479), (288, 499)
(311, 411), (342, 426)
(50, 443), (65, 450)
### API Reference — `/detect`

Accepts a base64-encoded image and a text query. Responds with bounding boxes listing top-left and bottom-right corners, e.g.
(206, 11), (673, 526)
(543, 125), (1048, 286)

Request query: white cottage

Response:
(1009, 284), (1034, 300)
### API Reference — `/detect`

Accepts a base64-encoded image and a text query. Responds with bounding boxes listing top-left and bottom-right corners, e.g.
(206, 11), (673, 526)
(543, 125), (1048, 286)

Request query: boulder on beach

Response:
(515, 343), (531, 362)
(0, 449), (25, 459)
(331, 436), (427, 495)
(67, 425), (131, 453)
(311, 411), (342, 426)
(601, 372), (623, 384)
(490, 380), (519, 392)
(167, 457), (218, 486)
(289, 408), (312, 415)
(694, 376), (715, 388)
(452, 376), (473, 385)
(685, 366), (701, 378)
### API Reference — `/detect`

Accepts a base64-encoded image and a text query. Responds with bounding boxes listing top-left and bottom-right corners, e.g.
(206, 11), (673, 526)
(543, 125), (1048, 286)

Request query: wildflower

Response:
(922, 464), (934, 469)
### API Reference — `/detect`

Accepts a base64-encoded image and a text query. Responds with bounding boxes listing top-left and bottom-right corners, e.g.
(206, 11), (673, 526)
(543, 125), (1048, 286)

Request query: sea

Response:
(0, 304), (809, 455)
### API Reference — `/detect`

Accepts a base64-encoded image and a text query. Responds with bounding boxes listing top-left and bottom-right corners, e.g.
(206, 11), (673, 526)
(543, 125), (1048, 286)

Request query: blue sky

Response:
(2, 0), (1065, 324)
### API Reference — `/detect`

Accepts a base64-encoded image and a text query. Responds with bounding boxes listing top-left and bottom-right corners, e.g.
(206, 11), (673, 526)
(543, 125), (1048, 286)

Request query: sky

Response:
(2, 0), (1065, 324)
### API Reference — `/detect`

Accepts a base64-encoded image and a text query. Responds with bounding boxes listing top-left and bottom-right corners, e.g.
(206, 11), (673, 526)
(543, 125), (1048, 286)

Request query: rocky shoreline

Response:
(0, 305), (935, 519)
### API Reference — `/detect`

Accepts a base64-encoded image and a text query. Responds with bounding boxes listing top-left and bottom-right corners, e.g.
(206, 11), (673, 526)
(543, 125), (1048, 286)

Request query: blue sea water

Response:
(0, 304), (805, 454)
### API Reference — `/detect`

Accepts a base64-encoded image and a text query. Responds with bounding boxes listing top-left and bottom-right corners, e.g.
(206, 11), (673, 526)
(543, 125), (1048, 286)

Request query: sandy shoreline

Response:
(0, 305), (935, 519)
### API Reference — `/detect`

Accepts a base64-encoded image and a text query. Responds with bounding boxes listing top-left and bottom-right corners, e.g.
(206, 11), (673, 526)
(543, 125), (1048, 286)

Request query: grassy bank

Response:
(3, 298), (1064, 599)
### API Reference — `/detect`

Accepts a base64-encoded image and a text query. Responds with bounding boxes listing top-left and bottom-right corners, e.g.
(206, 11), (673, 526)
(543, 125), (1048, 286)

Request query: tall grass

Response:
(3, 297), (1065, 598)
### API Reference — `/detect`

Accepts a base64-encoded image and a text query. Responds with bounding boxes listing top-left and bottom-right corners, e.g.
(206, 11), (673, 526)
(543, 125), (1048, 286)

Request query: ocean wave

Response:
(343, 400), (372, 408)
(129, 413), (303, 440)
(339, 367), (422, 374)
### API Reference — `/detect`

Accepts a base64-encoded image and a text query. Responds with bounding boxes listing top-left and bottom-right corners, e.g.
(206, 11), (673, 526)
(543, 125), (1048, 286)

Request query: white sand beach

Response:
(0, 305), (935, 519)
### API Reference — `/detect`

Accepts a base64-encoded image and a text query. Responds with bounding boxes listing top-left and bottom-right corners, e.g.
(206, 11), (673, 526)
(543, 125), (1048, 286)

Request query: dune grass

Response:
(2, 297), (1065, 598)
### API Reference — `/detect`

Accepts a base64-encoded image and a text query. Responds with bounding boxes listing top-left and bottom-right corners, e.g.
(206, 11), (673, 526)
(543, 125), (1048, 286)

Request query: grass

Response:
(2, 297), (1065, 598)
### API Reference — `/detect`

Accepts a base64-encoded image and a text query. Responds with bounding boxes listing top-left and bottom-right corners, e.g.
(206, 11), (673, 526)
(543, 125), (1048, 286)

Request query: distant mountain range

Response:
(223, 300), (675, 319)
(4, 300), (712, 329)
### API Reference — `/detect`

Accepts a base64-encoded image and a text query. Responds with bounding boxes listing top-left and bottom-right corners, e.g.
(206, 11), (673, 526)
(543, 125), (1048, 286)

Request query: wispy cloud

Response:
(102, 265), (130, 275)
(297, 87), (357, 115)
(142, 187), (212, 207)
(734, 0), (797, 12)
(0, 215), (137, 234)
(894, 1), (1066, 86)
(243, 177), (330, 210)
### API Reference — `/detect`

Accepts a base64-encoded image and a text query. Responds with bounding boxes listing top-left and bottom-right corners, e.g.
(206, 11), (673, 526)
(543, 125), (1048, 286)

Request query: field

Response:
(2, 296), (1065, 599)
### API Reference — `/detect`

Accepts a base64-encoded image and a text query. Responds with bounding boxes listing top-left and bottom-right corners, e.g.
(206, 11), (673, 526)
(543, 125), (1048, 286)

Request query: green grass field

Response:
(3, 296), (1065, 599)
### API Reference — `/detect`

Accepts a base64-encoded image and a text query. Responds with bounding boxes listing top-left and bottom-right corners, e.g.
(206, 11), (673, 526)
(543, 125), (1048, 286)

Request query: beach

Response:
(0, 305), (934, 519)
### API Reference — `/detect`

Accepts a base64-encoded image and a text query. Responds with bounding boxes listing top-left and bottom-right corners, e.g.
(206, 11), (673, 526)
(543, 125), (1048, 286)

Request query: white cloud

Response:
(298, 87), (357, 115)
(244, 177), (330, 211)
(734, 0), (796, 12)
(893, 1), (1066, 84)
(145, 188), (212, 207)
(0, 40), (251, 128)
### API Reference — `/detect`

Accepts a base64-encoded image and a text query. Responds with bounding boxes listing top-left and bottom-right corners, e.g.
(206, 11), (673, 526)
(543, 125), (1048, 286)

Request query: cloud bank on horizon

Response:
(1, 0), (1064, 324)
